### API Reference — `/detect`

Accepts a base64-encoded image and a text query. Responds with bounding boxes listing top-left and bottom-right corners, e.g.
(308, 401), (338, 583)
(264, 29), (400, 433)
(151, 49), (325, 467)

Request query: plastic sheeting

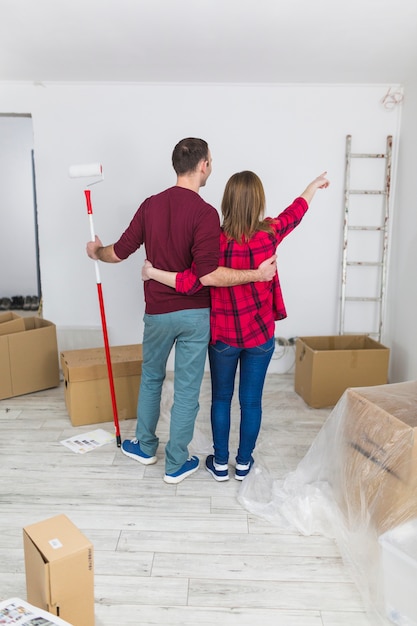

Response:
(238, 380), (417, 624)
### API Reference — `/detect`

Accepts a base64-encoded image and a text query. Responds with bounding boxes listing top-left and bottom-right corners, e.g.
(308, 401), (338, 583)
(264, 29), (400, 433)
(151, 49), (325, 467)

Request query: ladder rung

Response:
(346, 261), (383, 267)
(348, 226), (385, 231)
(345, 296), (382, 302)
(348, 190), (387, 195)
(341, 331), (379, 337)
(350, 153), (387, 158)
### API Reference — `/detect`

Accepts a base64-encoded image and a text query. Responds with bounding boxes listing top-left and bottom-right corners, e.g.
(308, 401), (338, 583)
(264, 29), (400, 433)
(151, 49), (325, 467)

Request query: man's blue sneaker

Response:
(235, 457), (254, 481)
(205, 455), (229, 482)
(121, 438), (157, 465)
(164, 456), (200, 484)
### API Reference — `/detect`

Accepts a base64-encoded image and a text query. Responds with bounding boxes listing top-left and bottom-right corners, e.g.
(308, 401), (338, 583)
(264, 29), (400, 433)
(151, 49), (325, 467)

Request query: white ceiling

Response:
(1, 0), (417, 84)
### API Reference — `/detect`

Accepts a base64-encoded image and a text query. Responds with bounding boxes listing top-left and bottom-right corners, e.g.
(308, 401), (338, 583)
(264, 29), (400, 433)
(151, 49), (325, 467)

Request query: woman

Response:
(143, 170), (329, 481)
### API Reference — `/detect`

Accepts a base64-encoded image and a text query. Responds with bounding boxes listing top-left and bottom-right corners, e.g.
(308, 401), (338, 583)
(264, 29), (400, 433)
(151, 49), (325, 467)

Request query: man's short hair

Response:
(172, 138), (209, 175)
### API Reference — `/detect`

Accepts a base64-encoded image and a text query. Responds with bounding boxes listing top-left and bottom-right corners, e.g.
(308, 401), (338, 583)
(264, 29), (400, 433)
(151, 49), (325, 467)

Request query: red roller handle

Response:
(84, 188), (121, 447)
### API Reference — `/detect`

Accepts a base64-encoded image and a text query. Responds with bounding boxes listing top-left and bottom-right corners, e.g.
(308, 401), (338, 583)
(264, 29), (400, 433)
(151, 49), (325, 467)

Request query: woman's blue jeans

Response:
(208, 336), (274, 465)
(136, 309), (210, 474)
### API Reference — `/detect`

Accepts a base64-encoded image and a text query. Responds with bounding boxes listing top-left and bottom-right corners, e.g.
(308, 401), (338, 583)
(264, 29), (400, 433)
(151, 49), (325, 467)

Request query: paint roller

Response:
(69, 162), (103, 179)
(69, 162), (121, 447)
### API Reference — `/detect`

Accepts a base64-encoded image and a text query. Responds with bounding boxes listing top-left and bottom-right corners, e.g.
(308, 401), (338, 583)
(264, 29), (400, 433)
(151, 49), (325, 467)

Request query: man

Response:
(86, 138), (276, 484)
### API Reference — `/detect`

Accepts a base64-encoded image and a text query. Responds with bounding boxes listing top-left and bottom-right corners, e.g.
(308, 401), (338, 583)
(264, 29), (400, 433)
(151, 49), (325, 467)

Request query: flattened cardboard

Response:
(60, 344), (142, 426)
(23, 514), (94, 626)
(294, 335), (389, 408)
(0, 314), (60, 399)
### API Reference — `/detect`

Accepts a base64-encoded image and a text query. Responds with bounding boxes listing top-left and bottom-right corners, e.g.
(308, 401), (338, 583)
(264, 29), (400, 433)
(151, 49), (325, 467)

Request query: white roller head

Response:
(69, 163), (103, 178)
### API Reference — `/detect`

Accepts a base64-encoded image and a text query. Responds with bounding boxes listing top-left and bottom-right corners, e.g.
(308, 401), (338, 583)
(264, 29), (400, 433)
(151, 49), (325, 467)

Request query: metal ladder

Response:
(339, 134), (392, 341)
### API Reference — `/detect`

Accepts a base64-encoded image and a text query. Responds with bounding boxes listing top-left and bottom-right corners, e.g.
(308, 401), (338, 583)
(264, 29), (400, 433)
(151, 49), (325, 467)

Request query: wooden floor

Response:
(0, 371), (381, 625)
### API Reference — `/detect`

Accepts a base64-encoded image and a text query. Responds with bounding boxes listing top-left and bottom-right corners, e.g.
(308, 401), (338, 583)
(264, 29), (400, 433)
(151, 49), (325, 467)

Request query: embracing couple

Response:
(86, 137), (329, 485)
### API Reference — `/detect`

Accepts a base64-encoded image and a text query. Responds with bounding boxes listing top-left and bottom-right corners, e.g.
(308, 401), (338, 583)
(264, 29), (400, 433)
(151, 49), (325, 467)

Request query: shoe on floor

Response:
(0, 297), (11, 311)
(235, 457), (254, 481)
(23, 295), (32, 310)
(121, 438), (157, 465)
(11, 295), (24, 309)
(31, 295), (40, 311)
(164, 456), (200, 484)
(205, 454), (229, 482)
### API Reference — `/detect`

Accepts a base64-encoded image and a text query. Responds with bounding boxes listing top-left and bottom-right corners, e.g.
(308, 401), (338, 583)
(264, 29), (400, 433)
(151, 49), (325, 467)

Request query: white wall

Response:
(0, 115), (38, 297)
(385, 77), (417, 381)
(0, 82), (401, 372)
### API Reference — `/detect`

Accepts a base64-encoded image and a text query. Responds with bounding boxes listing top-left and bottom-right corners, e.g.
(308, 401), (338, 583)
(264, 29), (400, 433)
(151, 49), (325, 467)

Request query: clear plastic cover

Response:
(238, 380), (417, 623)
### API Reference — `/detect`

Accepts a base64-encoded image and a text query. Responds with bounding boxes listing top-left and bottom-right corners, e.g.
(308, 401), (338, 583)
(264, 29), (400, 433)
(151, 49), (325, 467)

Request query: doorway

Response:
(0, 114), (41, 312)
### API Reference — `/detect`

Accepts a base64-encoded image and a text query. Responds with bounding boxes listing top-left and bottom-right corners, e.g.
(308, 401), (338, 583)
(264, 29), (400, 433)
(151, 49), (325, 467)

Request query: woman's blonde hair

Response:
(221, 171), (273, 242)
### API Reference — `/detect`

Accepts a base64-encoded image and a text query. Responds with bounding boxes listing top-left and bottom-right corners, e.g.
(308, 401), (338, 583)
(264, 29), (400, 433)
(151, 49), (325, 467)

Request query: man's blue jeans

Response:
(136, 309), (210, 474)
(208, 337), (275, 465)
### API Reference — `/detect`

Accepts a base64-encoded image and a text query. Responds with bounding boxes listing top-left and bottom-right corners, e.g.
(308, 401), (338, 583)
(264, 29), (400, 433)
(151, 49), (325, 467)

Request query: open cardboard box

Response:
(0, 312), (60, 400)
(294, 334), (390, 408)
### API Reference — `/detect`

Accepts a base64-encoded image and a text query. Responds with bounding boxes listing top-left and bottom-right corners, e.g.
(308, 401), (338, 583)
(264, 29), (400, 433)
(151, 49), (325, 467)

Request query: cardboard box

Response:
(0, 313), (60, 400)
(294, 335), (389, 408)
(23, 514), (94, 626)
(379, 518), (417, 625)
(337, 381), (417, 533)
(60, 344), (142, 426)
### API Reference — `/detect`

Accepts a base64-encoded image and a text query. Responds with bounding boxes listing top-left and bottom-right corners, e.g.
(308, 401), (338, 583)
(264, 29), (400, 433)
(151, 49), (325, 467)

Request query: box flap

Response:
(0, 317), (26, 336)
(0, 335), (12, 398)
(0, 311), (22, 323)
(8, 321), (60, 396)
(23, 530), (51, 611)
(21, 317), (55, 332)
